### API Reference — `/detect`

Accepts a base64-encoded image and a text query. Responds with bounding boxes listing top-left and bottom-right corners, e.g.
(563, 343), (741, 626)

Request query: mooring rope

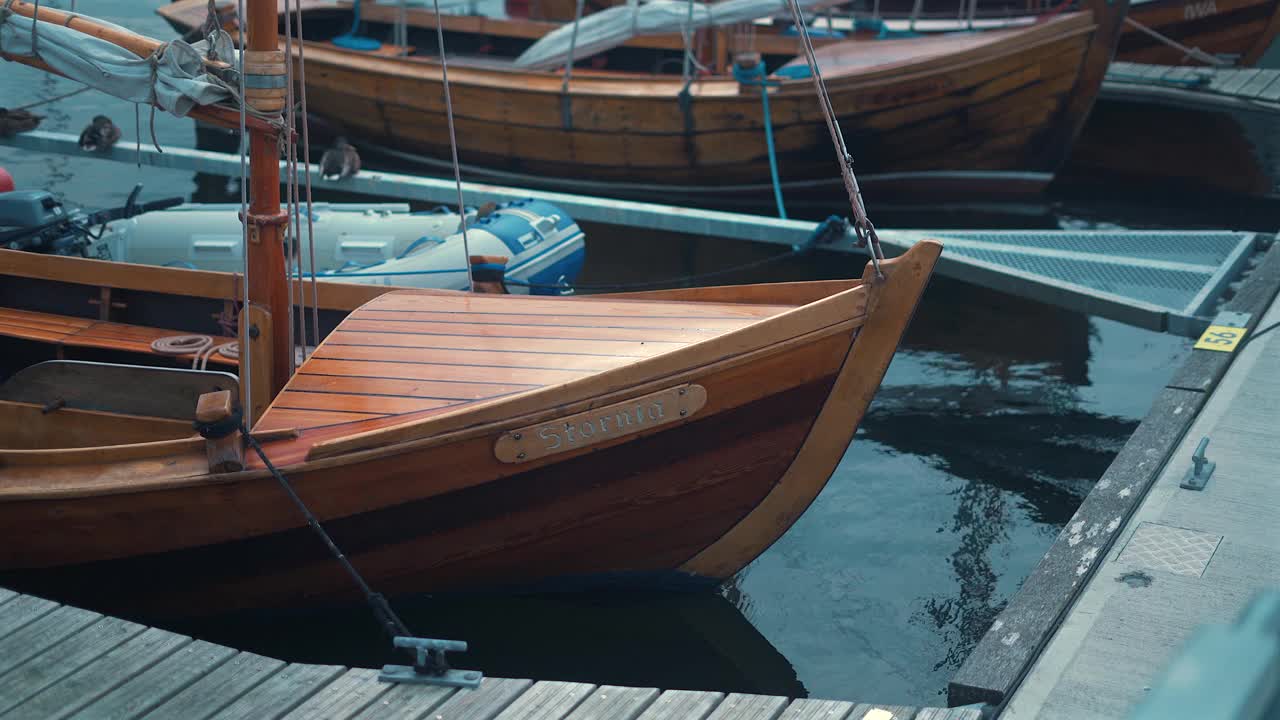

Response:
(241, 431), (448, 674)
(732, 60), (787, 219)
(1122, 16), (1229, 67)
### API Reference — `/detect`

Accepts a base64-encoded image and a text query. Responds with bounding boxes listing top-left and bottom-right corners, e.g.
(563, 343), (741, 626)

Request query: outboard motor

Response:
(0, 185), (184, 257)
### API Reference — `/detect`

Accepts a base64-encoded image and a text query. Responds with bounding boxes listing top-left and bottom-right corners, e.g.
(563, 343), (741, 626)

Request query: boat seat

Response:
(0, 307), (236, 366)
(0, 360), (240, 420)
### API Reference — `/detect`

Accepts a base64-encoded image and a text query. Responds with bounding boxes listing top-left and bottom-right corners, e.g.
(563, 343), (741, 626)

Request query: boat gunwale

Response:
(0, 279), (871, 500)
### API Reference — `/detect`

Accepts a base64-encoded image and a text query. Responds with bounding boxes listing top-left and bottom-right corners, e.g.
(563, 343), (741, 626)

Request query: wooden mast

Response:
(242, 0), (291, 418)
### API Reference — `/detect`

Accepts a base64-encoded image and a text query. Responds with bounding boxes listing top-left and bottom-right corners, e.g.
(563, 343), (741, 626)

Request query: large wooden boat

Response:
(841, 0), (1280, 66)
(0, 240), (939, 616)
(1, 0), (940, 619)
(1062, 62), (1280, 199)
(159, 0), (1129, 202)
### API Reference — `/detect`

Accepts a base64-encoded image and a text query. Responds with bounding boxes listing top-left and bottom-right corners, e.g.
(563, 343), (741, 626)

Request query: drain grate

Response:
(1118, 521), (1223, 577)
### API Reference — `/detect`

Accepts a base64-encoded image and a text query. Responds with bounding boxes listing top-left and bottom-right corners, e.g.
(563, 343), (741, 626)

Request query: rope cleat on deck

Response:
(379, 637), (483, 688)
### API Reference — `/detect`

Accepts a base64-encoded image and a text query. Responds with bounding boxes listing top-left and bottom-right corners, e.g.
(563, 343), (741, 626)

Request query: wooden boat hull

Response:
(0, 243), (941, 616)
(1117, 0), (1280, 65)
(1062, 91), (1280, 197)
(293, 16), (1105, 201)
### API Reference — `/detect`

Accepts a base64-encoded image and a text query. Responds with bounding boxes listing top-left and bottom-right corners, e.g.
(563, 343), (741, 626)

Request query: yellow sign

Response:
(494, 384), (708, 463)
(1194, 325), (1247, 352)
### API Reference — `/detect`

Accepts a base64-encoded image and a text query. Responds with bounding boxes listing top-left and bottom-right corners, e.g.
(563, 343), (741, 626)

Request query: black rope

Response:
(1240, 319), (1280, 348)
(241, 429), (441, 672)
(506, 215), (851, 292)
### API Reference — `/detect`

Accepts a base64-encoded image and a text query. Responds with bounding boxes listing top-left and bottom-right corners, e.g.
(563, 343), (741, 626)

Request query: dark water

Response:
(0, 1), (1272, 705)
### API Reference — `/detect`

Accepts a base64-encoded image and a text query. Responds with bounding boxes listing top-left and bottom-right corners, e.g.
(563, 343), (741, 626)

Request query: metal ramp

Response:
(892, 230), (1264, 336)
(0, 130), (1266, 338)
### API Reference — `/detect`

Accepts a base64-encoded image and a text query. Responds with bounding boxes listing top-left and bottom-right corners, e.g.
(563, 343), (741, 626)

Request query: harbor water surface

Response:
(1, 2), (1274, 704)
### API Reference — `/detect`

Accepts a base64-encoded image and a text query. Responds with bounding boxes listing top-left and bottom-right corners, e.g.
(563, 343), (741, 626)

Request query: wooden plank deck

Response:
(0, 589), (978, 720)
(950, 243), (1280, 718)
(1104, 61), (1280, 106)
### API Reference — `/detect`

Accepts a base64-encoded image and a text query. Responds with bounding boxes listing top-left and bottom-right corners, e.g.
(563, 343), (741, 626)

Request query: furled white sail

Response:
(513, 0), (832, 70)
(0, 10), (232, 116)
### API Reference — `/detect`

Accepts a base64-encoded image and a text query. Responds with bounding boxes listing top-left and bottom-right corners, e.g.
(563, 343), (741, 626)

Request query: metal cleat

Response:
(378, 637), (483, 688)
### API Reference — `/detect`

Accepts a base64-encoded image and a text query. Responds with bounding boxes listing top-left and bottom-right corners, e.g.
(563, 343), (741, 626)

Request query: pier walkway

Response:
(949, 242), (1280, 716)
(1104, 61), (1280, 108)
(0, 588), (977, 720)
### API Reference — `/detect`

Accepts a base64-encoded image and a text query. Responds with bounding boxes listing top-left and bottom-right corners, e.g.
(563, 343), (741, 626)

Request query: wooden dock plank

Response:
(207, 663), (346, 720)
(69, 640), (237, 720)
(0, 617), (145, 715)
(913, 709), (982, 720)
(0, 594), (58, 641)
(705, 694), (788, 720)
(1214, 68), (1260, 94)
(0, 588), (15, 606)
(145, 652), (287, 720)
(0, 605), (103, 679)
(1237, 69), (1280, 98)
(281, 668), (392, 720)
(563, 686), (659, 720)
(431, 677), (532, 720)
(348, 682), (458, 720)
(634, 690), (725, 720)
(3, 627), (190, 720)
(778, 698), (855, 720)
(495, 681), (596, 720)
(847, 705), (918, 720)
(1259, 74), (1280, 101)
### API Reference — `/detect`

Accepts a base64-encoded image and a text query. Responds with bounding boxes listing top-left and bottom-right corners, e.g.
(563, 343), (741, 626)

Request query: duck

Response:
(79, 115), (122, 152)
(320, 137), (361, 181)
(0, 109), (43, 137)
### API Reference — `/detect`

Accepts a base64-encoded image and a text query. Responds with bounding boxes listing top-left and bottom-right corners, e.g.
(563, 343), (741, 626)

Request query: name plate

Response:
(494, 384), (707, 463)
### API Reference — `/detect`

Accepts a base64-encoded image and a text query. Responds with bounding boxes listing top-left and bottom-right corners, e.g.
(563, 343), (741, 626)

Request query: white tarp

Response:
(513, 0), (830, 70)
(0, 8), (233, 117)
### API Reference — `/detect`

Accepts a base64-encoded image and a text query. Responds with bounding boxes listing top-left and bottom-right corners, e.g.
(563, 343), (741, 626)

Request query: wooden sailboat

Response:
(0, 0), (940, 615)
(158, 0), (1129, 201)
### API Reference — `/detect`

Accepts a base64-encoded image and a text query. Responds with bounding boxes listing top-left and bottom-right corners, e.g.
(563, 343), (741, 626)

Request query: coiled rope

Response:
(150, 335), (239, 370)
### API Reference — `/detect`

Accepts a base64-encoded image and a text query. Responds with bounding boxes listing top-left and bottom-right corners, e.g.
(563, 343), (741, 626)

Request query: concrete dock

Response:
(0, 587), (979, 720)
(950, 242), (1280, 716)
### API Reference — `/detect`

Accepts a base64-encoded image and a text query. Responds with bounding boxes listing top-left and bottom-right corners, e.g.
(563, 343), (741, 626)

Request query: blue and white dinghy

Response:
(0, 189), (585, 294)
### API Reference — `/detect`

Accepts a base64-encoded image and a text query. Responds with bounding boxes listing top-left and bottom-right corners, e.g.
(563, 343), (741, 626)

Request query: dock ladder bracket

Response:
(1180, 436), (1216, 491)
(379, 637), (483, 688)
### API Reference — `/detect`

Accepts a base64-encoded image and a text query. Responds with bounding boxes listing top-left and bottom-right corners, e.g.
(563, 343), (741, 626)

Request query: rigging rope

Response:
(292, 1), (322, 352)
(10, 85), (89, 111)
(284, 0), (299, 375)
(561, 0), (585, 128)
(234, 0), (252, 420)
(431, 0), (475, 292)
(782, 0), (884, 276)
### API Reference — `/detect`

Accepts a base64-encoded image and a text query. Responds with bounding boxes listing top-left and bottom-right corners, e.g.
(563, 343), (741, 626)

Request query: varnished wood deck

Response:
(256, 292), (792, 432)
(0, 587), (979, 720)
